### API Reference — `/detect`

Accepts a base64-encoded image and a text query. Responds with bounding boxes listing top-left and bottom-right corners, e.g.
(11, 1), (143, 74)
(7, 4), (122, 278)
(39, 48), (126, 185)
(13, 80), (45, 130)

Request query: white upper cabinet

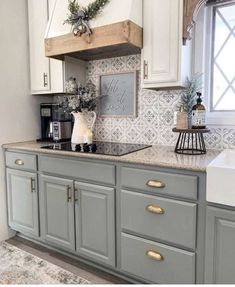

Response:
(142, 0), (191, 89)
(28, 0), (86, 95)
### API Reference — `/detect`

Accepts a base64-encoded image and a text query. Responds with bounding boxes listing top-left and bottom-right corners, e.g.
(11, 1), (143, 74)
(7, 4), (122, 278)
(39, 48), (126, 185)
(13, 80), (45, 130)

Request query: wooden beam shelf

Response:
(45, 20), (143, 61)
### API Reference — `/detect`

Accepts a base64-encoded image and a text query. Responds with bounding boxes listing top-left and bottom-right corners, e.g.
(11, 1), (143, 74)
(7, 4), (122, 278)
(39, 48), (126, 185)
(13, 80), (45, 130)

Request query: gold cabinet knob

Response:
(146, 204), (165, 214)
(15, 159), (24, 166)
(146, 250), (164, 261)
(146, 179), (165, 188)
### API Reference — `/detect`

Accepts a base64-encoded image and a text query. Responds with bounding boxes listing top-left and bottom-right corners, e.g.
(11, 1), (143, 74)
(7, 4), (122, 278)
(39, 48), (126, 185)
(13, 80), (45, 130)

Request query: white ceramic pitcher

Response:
(71, 111), (96, 144)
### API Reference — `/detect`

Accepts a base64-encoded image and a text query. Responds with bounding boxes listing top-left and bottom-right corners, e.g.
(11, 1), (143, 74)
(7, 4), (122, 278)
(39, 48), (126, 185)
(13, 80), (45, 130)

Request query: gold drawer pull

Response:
(15, 159), (24, 166)
(146, 204), (165, 214)
(147, 179), (165, 188)
(146, 250), (164, 261)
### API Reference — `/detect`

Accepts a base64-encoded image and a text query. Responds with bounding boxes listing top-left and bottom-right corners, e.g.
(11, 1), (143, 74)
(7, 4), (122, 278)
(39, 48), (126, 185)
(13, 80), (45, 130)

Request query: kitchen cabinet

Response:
(120, 166), (198, 283)
(38, 157), (115, 266)
(121, 233), (195, 284)
(39, 175), (75, 251)
(75, 181), (115, 267)
(28, 0), (86, 94)
(205, 206), (235, 284)
(141, 0), (191, 89)
(6, 168), (39, 237)
(121, 190), (197, 249)
(4, 149), (207, 283)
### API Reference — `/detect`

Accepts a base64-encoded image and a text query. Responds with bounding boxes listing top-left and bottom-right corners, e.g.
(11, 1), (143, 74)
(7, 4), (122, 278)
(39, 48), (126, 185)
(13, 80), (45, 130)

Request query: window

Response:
(210, 2), (235, 111)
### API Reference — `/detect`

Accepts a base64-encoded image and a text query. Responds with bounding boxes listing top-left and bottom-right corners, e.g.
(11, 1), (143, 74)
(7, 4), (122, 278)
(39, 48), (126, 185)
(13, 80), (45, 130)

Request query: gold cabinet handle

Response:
(43, 72), (48, 87)
(143, 60), (148, 79)
(146, 204), (165, 214)
(67, 186), (72, 202)
(146, 179), (165, 188)
(146, 250), (164, 261)
(31, 178), (36, 193)
(15, 159), (24, 166)
(74, 188), (79, 202)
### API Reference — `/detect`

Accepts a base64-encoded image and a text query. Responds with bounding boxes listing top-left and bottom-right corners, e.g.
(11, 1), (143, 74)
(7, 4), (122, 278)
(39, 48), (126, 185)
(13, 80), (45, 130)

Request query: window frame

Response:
(194, 0), (235, 126)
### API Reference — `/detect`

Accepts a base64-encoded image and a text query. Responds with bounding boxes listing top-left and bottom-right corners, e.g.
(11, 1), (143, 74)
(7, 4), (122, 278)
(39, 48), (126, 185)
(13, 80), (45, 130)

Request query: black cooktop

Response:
(41, 141), (151, 156)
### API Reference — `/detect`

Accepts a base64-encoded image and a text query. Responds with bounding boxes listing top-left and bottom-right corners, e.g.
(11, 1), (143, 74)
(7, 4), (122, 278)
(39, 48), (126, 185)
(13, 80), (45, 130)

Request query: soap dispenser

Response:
(191, 92), (206, 129)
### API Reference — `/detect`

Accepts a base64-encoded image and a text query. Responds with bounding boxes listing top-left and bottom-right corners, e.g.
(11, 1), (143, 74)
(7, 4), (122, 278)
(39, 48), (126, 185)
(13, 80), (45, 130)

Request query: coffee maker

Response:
(40, 103), (72, 142)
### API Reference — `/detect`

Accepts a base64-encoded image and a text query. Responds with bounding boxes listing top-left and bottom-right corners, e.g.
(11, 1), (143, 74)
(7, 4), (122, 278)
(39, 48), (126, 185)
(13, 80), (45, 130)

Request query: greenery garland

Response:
(64, 0), (110, 26)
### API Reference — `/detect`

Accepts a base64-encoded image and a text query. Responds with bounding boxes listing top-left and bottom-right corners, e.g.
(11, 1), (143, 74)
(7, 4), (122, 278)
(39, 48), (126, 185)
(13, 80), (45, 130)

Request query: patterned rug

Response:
(0, 242), (90, 284)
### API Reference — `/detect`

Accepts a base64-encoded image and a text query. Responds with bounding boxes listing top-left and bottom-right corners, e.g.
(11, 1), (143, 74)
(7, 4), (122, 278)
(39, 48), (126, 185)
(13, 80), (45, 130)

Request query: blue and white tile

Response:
(204, 126), (223, 149)
(222, 128), (235, 149)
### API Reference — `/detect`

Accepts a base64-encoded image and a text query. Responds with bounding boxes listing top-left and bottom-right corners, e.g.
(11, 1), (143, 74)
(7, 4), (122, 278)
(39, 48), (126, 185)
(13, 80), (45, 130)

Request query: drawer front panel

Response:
(39, 156), (115, 185)
(121, 233), (195, 284)
(121, 190), (197, 249)
(121, 167), (198, 200)
(6, 151), (37, 171)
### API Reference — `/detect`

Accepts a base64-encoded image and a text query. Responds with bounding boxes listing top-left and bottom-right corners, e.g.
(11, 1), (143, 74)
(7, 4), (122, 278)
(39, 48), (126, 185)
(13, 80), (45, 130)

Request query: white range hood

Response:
(45, 0), (143, 61)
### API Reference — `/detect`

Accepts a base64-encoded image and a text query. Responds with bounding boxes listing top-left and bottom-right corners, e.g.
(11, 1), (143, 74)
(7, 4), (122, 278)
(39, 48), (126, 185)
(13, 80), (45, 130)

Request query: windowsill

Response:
(206, 112), (235, 126)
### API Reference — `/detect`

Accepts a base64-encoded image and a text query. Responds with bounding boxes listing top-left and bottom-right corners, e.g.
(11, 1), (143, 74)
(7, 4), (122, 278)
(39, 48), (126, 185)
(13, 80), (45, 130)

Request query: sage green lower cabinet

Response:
(39, 175), (75, 252)
(5, 151), (207, 284)
(6, 168), (39, 237)
(121, 189), (197, 249)
(75, 181), (115, 267)
(205, 206), (235, 284)
(121, 233), (195, 284)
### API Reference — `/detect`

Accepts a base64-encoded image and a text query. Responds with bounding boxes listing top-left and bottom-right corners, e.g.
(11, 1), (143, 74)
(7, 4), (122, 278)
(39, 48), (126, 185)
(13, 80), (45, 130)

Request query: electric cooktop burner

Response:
(41, 141), (151, 156)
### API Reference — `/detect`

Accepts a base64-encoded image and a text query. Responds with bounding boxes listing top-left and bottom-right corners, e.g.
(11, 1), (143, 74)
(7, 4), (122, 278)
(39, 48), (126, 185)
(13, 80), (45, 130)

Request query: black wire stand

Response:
(172, 128), (210, 155)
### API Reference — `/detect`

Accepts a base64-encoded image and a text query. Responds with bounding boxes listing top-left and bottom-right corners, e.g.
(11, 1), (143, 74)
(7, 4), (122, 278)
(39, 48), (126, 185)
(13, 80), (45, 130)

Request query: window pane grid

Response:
(211, 2), (235, 111)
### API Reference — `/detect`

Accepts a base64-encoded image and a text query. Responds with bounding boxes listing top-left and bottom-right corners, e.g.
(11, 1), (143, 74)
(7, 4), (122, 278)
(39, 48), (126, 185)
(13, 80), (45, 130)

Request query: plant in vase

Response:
(58, 79), (99, 144)
(175, 73), (203, 129)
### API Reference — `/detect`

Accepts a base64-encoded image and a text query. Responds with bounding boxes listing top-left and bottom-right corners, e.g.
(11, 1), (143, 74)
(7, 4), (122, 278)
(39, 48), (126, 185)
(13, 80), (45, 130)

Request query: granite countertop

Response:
(2, 141), (221, 172)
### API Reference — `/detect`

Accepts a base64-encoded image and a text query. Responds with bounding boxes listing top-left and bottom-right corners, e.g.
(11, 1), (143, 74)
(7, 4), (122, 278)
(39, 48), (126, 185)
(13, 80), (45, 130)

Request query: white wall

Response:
(0, 0), (48, 241)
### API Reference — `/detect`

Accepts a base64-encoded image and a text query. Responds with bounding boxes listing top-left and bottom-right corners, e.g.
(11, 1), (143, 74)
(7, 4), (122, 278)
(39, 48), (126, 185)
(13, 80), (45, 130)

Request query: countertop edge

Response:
(2, 141), (222, 173)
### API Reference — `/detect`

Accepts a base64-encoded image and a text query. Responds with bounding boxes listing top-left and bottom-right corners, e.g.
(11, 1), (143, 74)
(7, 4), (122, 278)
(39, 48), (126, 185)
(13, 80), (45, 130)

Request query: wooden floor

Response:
(7, 236), (129, 284)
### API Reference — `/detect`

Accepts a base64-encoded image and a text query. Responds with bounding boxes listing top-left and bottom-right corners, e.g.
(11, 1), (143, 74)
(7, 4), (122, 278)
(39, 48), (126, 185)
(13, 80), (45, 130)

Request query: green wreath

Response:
(64, 0), (110, 36)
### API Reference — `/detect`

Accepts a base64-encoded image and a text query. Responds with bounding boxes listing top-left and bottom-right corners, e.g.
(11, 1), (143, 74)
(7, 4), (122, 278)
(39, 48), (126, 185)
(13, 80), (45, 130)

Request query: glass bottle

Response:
(191, 92), (206, 129)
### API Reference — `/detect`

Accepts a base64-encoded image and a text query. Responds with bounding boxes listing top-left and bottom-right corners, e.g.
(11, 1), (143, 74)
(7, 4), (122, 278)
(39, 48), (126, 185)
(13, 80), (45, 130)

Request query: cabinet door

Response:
(28, 0), (65, 94)
(28, 0), (51, 93)
(7, 168), (39, 237)
(205, 206), (235, 283)
(40, 175), (75, 251)
(142, 0), (183, 88)
(75, 182), (115, 267)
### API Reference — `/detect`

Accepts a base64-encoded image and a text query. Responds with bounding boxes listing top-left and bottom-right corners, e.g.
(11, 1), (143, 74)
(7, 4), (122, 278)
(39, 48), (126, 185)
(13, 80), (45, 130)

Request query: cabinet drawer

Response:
(121, 233), (195, 284)
(121, 167), (198, 200)
(121, 190), (197, 249)
(5, 151), (37, 171)
(39, 156), (115, 185)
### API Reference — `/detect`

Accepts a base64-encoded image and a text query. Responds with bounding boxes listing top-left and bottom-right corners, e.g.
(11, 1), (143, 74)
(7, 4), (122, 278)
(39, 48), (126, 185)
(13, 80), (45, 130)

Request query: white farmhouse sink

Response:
(207, 149), (235, 207)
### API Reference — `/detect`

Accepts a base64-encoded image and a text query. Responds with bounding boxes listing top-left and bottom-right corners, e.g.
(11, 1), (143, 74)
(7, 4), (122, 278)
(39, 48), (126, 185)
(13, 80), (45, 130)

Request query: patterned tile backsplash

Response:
(61, 54), (235, 150)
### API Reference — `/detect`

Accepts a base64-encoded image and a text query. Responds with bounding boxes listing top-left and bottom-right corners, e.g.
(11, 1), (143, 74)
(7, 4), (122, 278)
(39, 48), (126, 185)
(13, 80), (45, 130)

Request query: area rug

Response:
(0, 241), (90, 284)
